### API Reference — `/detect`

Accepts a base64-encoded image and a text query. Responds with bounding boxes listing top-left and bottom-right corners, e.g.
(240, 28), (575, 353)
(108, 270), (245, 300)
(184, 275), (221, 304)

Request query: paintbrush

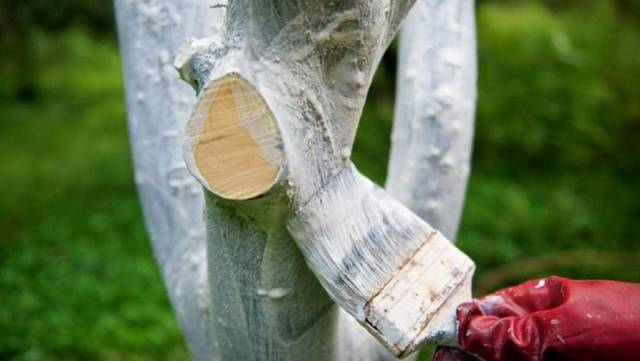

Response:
(288, 162), (475, 357)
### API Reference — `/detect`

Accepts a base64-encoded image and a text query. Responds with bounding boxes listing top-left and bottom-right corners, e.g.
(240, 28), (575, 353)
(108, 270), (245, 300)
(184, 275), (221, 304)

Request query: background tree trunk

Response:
(114, 1), (225, 359)
(388, 0), (477, 240)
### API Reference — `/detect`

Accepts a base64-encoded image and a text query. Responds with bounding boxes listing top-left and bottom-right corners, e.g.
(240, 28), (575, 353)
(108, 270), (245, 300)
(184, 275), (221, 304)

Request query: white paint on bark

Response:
(114, 1), (225, 359)
(387, 0), (477, 240)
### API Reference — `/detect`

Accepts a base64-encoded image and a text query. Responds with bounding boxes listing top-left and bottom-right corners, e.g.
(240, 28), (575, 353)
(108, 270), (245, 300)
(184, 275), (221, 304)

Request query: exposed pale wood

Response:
(186, 73), (282, 200)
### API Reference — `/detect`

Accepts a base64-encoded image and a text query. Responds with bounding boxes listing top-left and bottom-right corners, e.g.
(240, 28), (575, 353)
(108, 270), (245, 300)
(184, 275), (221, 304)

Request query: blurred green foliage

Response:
(0, 0), (114, 102)
(1, 1), (639, 360)
(463, 0), (640, 281)
(0, 31), (190, 361)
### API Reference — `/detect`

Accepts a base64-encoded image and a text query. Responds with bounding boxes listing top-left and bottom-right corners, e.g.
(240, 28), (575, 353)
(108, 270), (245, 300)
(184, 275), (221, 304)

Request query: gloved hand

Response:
(433, 276), (640, 361)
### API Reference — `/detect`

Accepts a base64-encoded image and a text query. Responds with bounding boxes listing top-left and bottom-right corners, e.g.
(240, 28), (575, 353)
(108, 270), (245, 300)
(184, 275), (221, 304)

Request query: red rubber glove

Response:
(433, 276), (640, 361)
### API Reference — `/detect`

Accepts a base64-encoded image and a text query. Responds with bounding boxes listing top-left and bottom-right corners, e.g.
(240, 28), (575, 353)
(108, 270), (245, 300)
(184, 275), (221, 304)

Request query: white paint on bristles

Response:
(289, 163), (474, 355)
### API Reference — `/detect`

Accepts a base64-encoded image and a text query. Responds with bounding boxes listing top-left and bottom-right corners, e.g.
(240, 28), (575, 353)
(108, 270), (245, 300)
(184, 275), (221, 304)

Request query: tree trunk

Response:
(387, 0), (477, 240)
(114, 1), (225, 359)
(114, 0), (476, 360)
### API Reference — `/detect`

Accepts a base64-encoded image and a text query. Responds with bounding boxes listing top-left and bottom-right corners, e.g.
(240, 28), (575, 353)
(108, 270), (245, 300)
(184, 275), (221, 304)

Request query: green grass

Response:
(1, 1), (639, 360)
(0, 31), (189, 360)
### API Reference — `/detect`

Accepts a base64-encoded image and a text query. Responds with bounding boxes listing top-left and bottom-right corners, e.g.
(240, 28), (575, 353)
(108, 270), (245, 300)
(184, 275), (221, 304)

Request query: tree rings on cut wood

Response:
(185, 73), (283, 200)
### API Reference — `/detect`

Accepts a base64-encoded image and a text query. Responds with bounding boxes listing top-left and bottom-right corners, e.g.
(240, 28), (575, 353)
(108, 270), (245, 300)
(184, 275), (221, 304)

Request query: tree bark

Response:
(177, 1), (435, 359)
(114, 1), (226, 359)
(387, 0), (477, 241)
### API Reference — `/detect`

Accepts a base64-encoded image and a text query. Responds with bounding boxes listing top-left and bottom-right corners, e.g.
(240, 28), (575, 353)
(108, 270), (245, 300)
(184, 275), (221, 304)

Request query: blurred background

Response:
(1, 0), (639, 360)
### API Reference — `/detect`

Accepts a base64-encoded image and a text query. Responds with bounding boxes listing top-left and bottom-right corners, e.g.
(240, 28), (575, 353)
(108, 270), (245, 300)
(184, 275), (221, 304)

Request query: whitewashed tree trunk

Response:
(387, 0), (477, 240)
(115, 0), (476, 360)
(114, 2), (225, 360)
